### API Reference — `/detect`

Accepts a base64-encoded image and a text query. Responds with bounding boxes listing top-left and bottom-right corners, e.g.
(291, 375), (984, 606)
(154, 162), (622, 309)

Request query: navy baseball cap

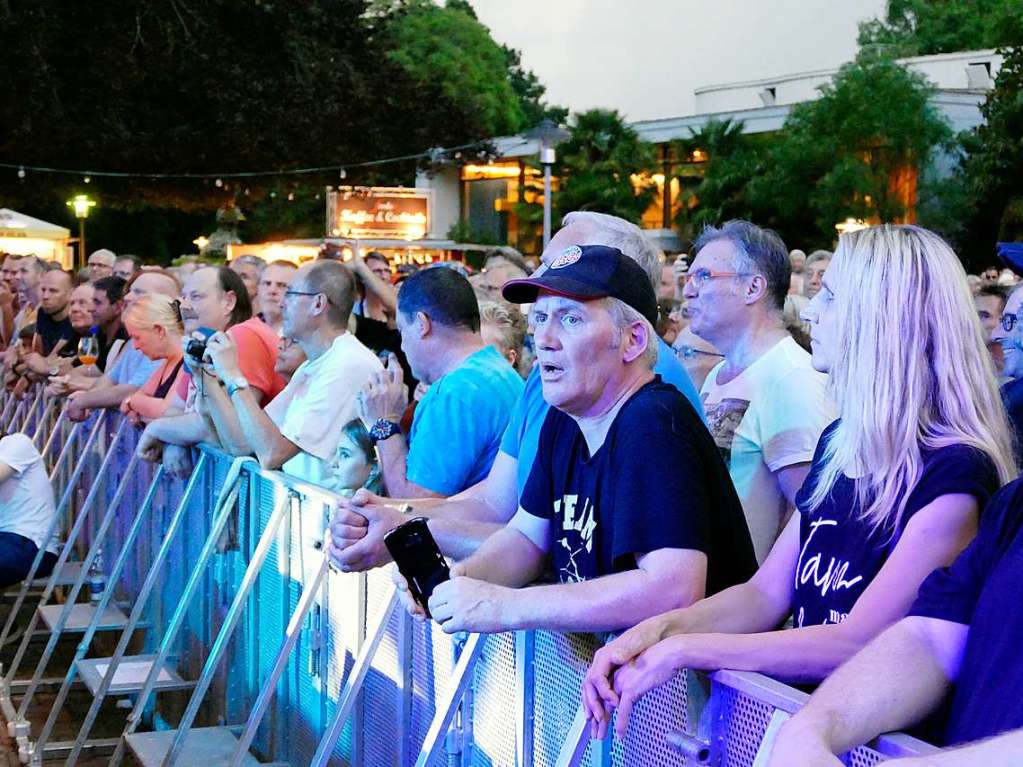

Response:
(501, 244), (657, 325)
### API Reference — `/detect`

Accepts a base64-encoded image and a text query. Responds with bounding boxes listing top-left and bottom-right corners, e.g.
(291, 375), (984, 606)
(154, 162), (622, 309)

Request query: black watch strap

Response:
(369, 418), (402, 444)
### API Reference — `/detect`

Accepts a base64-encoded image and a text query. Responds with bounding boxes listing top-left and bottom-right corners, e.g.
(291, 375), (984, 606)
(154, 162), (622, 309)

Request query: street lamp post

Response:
(525, 119), (570, 248)
(66, 194), (96, 270)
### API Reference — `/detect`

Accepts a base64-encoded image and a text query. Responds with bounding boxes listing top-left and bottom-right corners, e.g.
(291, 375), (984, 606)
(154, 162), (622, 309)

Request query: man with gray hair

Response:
(87, 249), (117, 281)
(329, 210), (705, 572)
(201, 260), (382, 483)
(684, 220), (835, 562)
(404, 245), (756, 633)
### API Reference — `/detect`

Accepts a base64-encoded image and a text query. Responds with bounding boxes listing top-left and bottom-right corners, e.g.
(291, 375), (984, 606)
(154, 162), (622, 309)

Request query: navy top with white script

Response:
(792, 421), (998, 629)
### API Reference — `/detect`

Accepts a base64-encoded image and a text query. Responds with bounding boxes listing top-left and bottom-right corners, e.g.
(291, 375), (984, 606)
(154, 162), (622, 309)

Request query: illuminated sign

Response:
(326, 187), (430, 240)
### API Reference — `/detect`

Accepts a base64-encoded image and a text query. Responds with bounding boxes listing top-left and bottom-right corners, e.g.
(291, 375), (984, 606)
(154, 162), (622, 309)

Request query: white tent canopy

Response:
(0, 208), (72, 266)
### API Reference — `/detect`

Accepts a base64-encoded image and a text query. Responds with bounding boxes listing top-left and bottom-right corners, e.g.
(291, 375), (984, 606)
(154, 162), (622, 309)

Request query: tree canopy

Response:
(858, 0), (1023, 55)
(0, 0), (560, 259)
(554, 109), (656, 225)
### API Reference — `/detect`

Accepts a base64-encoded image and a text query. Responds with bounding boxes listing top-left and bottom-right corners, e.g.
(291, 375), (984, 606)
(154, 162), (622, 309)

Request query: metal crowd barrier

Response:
(0, 398), (942, 766)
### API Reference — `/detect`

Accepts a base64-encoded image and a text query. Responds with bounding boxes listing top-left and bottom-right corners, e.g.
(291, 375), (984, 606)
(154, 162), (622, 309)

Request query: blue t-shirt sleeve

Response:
(910, 481), (1023, 625)
(653, 337), (704, 421)
(499, 385), (529, 460)
(519, 409), (557, 520)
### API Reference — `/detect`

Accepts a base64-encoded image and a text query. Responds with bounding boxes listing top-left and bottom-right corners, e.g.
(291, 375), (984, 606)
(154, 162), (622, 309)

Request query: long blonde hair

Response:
(805, 224), (1015, 537)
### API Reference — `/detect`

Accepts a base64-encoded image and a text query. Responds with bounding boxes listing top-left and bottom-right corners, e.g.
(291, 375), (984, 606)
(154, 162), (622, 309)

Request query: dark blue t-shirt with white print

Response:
(792, 421), (998, 629)
(519, 377), (757, 594)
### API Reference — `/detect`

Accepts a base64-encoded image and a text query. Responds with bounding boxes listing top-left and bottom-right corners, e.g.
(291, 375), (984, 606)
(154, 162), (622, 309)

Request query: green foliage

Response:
(752, 49), (951, 247)
(554, 109), (656, 225)
(446, 219), (501, 246)
(858, 0), (1023, 55)
(924, 45), (1023, 267)
(383, 0), (525, 137)
(672, 120), (769, 240)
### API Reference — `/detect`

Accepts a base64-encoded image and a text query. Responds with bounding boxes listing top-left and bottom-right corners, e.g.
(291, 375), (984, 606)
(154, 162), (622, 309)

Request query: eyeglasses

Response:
(283, 289), (333, 306)
(1002, 313), (1018, 332)
(674, 345), (725, 360)
(685, 268), (746, 288)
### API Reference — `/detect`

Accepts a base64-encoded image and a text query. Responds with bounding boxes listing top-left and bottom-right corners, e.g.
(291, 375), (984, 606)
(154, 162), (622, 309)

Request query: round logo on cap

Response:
(550, 245), (582, 270)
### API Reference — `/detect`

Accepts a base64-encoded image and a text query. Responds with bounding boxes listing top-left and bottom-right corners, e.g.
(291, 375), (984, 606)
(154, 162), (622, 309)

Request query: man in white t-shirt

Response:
(203, 260), (382, 485)
(0, 433), (58, 587)
(684, 220), (835, 562)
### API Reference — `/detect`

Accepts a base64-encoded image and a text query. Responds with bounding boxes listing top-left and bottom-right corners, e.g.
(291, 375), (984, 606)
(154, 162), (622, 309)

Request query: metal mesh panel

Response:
(531, 630), (601, 767)
(469, 631), (516, 767)
(362, 568), (404, 767)
(713, 683), (774, 767)
(323, 564), (360, 767)
(846, 746), (886, 767)
(408, 621), (457, 767)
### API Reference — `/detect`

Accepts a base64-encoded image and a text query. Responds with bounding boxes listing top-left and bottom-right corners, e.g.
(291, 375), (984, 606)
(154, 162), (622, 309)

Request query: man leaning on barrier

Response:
(393, 245), (757, 634)
(198, 260), (382, 484)
(328, 211), (704, 572)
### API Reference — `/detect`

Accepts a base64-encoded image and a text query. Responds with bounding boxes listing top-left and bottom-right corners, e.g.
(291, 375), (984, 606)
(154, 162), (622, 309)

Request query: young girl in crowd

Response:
(119, 294), (187, 425)
(581, 224), (1016, 739)
(325, 419), (383, 497)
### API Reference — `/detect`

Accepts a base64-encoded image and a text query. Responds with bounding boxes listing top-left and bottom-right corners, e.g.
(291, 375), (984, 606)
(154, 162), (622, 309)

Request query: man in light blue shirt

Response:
(330, 211), (705, 571)
(355, 267), (523, 498)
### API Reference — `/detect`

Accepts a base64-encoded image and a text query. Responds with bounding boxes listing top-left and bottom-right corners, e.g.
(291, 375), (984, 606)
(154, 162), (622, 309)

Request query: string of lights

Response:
(0, 138), (531, 183)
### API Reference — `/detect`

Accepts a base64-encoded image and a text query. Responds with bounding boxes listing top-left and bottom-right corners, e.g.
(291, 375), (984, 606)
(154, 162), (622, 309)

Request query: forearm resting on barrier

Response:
(768, 617), (966, 765)
(144, 410), (214, 447)
(69, 378), (139, 411)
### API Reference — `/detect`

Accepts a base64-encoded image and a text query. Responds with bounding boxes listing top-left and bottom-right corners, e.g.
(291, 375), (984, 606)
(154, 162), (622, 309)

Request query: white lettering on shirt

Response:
(796, 518), (865, 597)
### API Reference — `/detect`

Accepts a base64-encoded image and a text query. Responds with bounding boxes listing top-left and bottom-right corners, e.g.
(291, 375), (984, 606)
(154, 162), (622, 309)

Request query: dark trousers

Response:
(0, 532), (57, 589)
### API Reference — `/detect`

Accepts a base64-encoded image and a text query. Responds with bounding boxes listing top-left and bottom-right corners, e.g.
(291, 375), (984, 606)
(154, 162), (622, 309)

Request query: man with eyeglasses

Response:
(200, 260), (382, 484)
(472, 250), (529, 305)
(684, 220), (834, 563)
(992, 284), (1023, 447)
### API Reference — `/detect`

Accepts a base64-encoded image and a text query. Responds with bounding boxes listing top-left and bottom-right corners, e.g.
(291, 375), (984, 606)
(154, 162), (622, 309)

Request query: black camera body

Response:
(185, 337), (207, 360)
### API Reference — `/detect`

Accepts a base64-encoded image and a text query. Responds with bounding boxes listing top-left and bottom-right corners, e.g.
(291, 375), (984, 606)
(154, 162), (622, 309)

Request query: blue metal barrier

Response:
(0, 410), (942, 766)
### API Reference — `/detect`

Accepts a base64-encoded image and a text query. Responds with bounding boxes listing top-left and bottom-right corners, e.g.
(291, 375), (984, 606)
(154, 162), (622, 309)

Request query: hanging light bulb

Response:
(339, 168), (347, 180)
(287, 192), (295, 201)
(215, 178), (223, 188)
(17, 167), (25, 179)
(84, 175), (91, 184)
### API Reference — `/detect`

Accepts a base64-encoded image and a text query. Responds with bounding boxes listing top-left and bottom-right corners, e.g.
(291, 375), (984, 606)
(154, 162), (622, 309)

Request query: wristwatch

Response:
(226, 376), (250, 397)
(369, 418), (402, 444)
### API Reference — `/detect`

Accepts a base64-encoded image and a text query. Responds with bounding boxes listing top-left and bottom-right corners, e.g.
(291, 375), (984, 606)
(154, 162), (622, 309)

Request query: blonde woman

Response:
(581, 224), (1016, 739)
(119, 295), (186, 425)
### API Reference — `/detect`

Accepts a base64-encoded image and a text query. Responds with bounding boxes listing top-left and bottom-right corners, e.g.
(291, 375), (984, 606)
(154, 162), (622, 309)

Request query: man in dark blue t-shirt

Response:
(767, 477), (1023, 766)
(424, 245), (756, 635)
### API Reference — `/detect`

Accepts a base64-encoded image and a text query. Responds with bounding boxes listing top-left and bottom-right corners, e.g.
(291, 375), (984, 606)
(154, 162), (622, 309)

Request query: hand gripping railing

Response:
(28, 464), (165, 765)
(156, 490), (295, 767)
(0, 413), (106, 659)
(109, 456), (257, 767)
(62, 453), (219, 767)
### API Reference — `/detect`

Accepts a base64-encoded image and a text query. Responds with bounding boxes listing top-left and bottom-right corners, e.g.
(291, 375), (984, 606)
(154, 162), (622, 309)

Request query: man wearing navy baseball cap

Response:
(421, 243), (757, 635)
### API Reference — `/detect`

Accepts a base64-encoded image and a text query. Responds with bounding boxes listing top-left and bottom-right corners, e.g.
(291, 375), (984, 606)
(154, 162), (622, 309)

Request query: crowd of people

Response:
(1, 212), (1023, 764)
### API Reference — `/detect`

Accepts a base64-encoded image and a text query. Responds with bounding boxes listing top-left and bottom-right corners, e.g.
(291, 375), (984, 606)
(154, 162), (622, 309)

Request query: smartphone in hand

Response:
(384, 517), (450, 618)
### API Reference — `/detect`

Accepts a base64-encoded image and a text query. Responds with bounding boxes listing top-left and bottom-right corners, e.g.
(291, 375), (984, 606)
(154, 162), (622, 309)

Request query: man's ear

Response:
(744, 274), (769, 305)
(416, 311), (432, 339)
(621, 320), (650, 364)
(223, 290), (238, 318)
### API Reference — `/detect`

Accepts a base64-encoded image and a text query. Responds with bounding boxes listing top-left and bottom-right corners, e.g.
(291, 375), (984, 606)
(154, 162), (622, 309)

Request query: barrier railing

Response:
(0, 403), (942, 766)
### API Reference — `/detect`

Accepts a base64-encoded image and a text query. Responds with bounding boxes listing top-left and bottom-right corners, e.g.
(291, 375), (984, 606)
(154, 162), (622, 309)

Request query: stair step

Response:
(77, 655), (194, 696)
(125, 727), (272, 767)
(37, 603), (129, 632)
